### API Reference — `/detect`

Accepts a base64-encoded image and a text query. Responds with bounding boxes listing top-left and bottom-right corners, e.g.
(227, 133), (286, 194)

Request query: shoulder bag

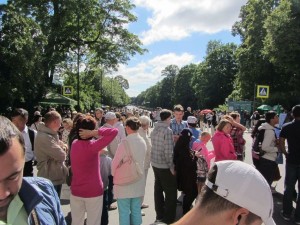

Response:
(113, 140), (143, 186)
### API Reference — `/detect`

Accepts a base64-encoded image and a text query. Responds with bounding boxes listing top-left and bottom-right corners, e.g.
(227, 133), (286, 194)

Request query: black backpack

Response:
(252, 129), (266, 156)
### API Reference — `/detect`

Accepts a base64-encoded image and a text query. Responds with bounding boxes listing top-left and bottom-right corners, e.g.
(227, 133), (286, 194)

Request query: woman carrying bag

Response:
(112, 117), (147, 225)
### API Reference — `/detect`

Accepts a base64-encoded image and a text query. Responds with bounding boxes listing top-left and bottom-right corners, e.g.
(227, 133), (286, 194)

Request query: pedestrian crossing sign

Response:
(63, 86), (73, 96)
(257, 85), (269, 98)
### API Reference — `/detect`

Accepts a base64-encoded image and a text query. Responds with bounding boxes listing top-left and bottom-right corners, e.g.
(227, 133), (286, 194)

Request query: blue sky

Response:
(119, 0), (248, 96)
(0, 0), (248, 97)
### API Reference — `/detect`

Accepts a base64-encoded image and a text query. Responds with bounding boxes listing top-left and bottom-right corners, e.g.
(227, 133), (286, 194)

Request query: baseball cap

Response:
(104, 112), (116, 120)
(206, 160), (275, 225)
(34, 111), (42, 117)
(187, 116), (197, 124)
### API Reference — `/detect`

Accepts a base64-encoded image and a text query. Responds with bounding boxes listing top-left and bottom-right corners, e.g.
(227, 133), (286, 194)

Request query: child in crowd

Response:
(192, 132), (213, 194)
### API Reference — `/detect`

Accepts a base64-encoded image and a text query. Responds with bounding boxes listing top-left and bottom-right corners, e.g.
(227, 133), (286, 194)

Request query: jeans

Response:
(152, 167), (177, 224)
(117, 198), (142, 225)
(283, 163), (300, 219)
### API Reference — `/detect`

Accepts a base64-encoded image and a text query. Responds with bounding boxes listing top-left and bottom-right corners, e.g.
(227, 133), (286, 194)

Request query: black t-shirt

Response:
(280, 120), (300, 165)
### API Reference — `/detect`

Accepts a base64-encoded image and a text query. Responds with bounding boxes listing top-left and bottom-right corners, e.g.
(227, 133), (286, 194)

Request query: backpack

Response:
(252, 129), (265, 156)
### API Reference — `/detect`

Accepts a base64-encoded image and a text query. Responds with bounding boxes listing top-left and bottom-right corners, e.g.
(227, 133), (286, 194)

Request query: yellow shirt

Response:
(0, 195), (28, 225)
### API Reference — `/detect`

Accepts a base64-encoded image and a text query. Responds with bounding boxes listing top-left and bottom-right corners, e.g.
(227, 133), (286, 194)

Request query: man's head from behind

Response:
(292, 105), (300, 119)
(44, 111), (62, 132)
(160, 109), (172, 122)
(0, 116), (25, 221)
(200, 160), (275, 225)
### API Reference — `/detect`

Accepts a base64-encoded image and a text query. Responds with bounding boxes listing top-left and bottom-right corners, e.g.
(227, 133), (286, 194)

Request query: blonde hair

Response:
(201, 131), (211, 138)
(63, 118), (73, 127)
(139, 116), (151, 126)
(216, 119), (231, 131)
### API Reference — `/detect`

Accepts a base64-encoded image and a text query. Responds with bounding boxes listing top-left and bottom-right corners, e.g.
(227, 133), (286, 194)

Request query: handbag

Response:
(45, 158), (68, 183)
(113, 140), (143, 186)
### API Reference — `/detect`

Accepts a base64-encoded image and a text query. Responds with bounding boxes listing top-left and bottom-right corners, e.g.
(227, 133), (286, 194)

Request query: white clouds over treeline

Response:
(134, 0), (247, 45)
(118, 0), (247, 97)
(115, 53), (194, 96)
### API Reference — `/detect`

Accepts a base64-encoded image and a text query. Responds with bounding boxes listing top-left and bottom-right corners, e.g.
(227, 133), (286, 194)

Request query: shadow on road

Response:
(272, 192), (296, 225)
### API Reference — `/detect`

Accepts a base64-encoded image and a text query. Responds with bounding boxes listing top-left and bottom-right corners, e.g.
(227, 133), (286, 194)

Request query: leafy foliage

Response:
(0, 0), (144, 113)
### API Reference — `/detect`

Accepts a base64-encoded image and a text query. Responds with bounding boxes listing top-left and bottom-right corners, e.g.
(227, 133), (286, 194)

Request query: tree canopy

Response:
(134, 0), (300, 111)
(0, 0), (145, 113)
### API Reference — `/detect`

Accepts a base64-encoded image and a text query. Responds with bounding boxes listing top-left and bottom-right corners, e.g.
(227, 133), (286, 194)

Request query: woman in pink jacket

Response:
(212, 119), (237, 162)
(70, 116), (118, 225)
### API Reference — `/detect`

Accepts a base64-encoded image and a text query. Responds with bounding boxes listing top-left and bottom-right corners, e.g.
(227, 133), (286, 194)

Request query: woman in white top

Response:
(112, 117), (147, 225)
(137, 116), (152, 209)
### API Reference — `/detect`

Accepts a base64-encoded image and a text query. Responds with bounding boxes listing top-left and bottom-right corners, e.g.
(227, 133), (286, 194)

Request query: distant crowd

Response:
(1, 103), (299, 225)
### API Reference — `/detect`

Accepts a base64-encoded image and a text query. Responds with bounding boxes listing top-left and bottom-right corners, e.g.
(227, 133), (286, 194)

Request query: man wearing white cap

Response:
(103, 112), (119, 158)
(173, 160), (276, 225)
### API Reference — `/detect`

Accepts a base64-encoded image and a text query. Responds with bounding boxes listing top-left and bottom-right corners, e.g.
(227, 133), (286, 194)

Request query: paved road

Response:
(59, 130), (294, 225)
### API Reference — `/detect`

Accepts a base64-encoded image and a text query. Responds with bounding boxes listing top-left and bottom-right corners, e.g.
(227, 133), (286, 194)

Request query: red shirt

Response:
(71, 127), (118, 197)
(212, 130), (237, 162)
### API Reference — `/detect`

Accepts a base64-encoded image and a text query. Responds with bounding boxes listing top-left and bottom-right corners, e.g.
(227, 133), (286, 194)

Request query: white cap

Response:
(187, 116), (197, 124)
(104, 112), (116, 120)
(206, 160), (275, 225)
(34, 111), (42, 117)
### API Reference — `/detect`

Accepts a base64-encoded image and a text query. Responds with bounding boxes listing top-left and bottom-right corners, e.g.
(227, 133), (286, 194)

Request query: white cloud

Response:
(133, 0), (247, 45)
(113, 52), (195, 97)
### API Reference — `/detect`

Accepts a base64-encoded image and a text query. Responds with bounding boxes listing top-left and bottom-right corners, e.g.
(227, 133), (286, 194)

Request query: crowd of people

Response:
(1, 103), (300, 225)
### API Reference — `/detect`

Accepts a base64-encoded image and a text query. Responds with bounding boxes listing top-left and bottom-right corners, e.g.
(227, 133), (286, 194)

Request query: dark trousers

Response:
(101, 190), (109, 225)
(108, 175), (114, 206)
(23, 160), (33, 177)
(182, 188), (198, 215)
(258, 157), (277, 185)
(54, 184), (62, 198)
(283, 164), (300, 219)
(152, 167), (177, 224)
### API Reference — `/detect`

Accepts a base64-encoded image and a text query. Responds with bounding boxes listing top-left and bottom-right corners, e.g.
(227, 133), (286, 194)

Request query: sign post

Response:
(63, 86), (73, 96)
(256, 85), (269, 99)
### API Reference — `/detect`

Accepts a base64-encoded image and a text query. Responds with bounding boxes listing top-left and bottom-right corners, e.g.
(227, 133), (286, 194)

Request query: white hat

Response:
(187, 116), (197, 124)
(34, 111), (42, 117)
(104, 112), (116, 120)
(206, 160), (275, 225)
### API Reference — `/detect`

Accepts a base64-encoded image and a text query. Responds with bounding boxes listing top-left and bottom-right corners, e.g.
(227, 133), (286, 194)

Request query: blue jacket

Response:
(19, 177), (66, 225)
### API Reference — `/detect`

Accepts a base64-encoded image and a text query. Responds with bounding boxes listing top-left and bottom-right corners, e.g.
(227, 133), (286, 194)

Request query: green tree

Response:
(263, 0), (300, 105)
(0, 0), (144, 113)
(160, 65), (179, 108)
(10, 0), (145, 85)
(174, 64), (198, 109)
(232, 0), (279, 100)
(0, 4), (46, 113)
(192, 41), (238, 109)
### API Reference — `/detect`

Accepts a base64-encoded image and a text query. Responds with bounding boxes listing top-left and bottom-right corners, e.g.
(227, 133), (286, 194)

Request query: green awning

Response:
(39, 92), (77, 105)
